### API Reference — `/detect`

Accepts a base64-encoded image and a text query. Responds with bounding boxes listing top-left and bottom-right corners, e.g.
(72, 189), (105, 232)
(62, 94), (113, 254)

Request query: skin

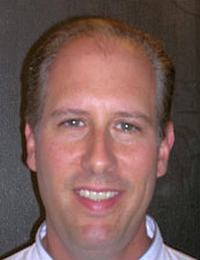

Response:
(25, 37), (174, 260)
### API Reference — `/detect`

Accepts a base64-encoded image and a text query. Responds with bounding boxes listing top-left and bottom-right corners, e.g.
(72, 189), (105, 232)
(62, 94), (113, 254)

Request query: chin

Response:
(76, 223), (117, 249)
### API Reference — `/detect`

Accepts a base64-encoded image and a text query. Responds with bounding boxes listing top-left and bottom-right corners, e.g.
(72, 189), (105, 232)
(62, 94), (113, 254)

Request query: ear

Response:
(25, 123), (37, 172)
(157, 122), (175, 178)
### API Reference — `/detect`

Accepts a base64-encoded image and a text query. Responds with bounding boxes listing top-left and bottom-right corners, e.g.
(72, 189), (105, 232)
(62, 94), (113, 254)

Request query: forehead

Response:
(47, 35), (155, 86)
(44, 36), (156, 116)
(50, 34), (152, 71)
(44, 36), (156, 103)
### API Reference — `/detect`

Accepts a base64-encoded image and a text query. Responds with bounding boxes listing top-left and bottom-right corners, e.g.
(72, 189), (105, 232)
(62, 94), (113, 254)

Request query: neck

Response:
(42, 220), (151, 260)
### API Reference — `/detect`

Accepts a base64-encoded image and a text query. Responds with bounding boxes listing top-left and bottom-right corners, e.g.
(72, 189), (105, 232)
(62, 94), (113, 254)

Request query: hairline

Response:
(25, 18), (174, 140)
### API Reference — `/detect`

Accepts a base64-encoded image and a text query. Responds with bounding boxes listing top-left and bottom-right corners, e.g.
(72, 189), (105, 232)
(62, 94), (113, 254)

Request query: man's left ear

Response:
(157, 122), (175, 178)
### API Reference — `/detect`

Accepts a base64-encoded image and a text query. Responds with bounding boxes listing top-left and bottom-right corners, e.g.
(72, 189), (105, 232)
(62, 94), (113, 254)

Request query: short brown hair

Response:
(21, 16), (175, 137)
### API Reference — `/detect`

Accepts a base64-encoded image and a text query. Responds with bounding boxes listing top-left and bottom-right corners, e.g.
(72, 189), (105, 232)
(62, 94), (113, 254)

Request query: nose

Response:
(81, 129), (117, 175)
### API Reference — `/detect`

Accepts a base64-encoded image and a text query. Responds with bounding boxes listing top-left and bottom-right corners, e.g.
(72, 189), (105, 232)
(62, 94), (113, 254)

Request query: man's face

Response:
(26, 37), (174, 255)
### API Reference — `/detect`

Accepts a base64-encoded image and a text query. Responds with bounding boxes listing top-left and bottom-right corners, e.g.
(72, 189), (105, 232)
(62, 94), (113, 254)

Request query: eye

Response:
(60, 118), (85, 128)
(116, 122), (140, 133)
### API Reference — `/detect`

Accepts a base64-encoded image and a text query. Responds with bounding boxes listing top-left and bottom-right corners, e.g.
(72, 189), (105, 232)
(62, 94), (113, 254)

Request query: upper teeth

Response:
(78, 189), (119, 201)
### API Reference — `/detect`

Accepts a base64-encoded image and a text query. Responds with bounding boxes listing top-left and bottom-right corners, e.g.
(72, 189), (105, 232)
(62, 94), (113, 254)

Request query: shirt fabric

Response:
(4, 216), (196, 260)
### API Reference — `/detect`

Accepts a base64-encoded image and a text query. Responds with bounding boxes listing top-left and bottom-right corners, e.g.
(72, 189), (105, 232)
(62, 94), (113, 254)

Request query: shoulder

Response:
(3, 243), (38, 260)
(143, 216), (197, 260)
(163, 245), (197, 260)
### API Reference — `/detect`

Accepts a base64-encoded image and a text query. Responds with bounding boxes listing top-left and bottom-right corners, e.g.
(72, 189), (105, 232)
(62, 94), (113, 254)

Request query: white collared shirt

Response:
(4, 216), (196, 260)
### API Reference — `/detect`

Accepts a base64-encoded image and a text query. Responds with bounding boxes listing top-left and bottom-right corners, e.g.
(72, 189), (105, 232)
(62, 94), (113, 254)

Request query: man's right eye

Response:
(59, 119), (85, 128)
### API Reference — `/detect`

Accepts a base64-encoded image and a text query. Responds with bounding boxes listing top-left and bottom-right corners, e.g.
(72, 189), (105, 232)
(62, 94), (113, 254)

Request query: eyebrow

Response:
(50, 108), (153, 125)
(50, 108), (90, 118)
(114, 111), (153, 125)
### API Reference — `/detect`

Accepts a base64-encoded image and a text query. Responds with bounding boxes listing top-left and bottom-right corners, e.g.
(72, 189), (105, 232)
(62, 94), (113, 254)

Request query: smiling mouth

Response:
(77, 189), (119, 202)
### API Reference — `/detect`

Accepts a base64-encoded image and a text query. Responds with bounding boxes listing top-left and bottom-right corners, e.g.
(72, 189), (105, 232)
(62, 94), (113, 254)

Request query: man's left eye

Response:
(116, 122), (139, 133)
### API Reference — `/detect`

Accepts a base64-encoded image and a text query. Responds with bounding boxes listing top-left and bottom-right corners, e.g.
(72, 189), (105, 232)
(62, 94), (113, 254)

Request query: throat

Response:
(42, 225), (152, 260)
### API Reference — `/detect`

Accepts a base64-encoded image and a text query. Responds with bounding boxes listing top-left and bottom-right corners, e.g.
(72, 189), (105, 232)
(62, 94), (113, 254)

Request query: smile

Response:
(78, 189), (119, 202)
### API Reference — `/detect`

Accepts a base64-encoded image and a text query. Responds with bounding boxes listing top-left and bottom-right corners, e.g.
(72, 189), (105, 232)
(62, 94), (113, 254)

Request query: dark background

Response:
(0, 0), (199, 258)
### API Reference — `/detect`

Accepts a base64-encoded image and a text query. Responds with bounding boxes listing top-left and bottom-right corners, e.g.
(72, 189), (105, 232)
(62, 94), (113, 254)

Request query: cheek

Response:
(107, 143), (158, 236)
(118, 142), (158, 202)
(36, 136), (83, 172)
(34, 136), (86, 201)
(34, 139), (67, 195)
(118, 141), (158, 177)
(34, 141), (74, 219)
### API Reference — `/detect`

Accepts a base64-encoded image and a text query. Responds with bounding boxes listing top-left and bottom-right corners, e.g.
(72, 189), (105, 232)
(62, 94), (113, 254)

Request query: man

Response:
(5, 17), (195, 259)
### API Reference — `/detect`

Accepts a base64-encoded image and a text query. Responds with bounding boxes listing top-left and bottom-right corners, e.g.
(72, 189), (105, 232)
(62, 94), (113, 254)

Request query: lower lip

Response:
(74, 191), (122, 213)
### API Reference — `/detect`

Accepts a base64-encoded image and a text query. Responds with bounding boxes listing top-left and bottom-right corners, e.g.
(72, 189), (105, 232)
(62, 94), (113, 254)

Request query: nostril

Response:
(81, 133), (116, 174)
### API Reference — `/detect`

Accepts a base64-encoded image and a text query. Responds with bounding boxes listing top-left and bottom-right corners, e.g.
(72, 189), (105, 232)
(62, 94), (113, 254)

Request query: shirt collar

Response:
(35, 222), (52, 260)
(140, 215), (163, 260)
(35, 215), (163, 260)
